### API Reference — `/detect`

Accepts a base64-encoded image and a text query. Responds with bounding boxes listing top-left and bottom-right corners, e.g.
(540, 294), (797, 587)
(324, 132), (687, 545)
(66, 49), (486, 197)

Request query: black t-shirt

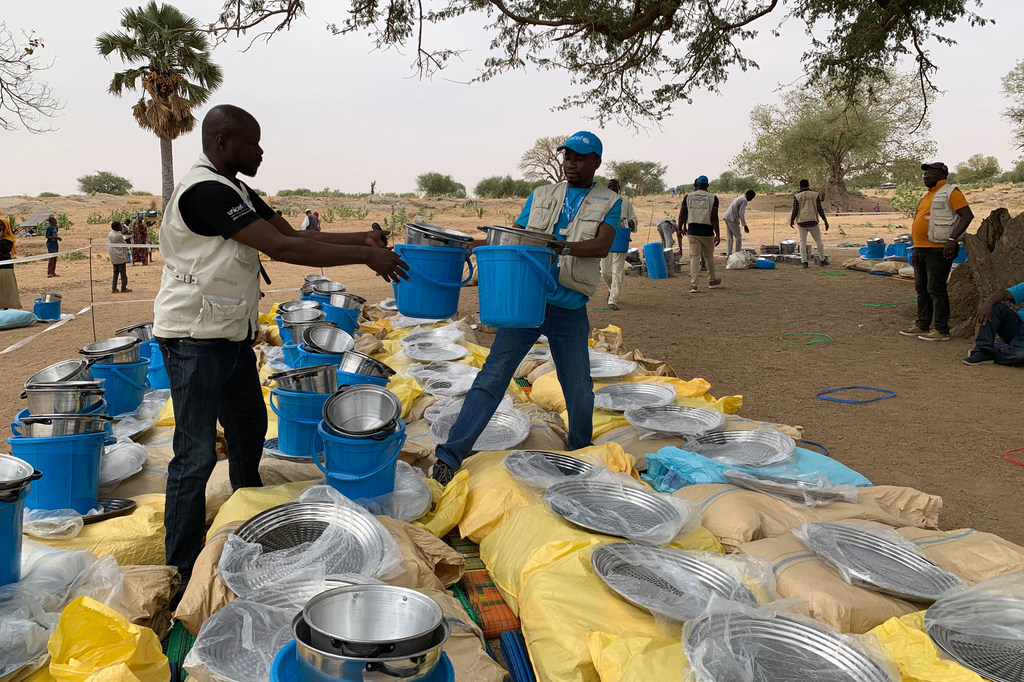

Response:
(178, 179), (275, 239)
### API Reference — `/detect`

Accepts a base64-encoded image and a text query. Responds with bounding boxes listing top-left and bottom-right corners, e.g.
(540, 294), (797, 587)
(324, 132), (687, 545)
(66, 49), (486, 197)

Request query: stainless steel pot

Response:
(867, 236), (885, 246)
(893, 233), (913, 244)
(268, 365), (338, 394)
(302, 326), (355, 355)
(22, 382), (105, 414)
(305, 274), (331, 284)
(337, 350), (395, 379)
(281, 309), (326, 324)
(0, 455), (41, 497)
(780, 239), (797, 255)
(313, 281), (349, 297)
(18, 414), (113, 438)
(322, 385), (401, 437)
(328, 292), (367, 310)
(115, 322), (154, 342)
(80, 336), (141, 364)
(40, 292), (62, 303)
(278, 300), (322, 314)
(405, 222), (474, 249)
(293, 612), (445, 682)
(25, 360), (95, 388)
(478, 224), (561, 248)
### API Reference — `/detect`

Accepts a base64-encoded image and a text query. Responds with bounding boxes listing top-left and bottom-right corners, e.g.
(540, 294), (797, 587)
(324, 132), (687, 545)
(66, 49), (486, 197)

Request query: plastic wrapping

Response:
(593, 382), (677, 412)
(113, 388), (170, 439)
(357, 461), (433, 522)
(389, 314), (449, 329)
(683, 597), (900, 682)
(544, 470), (701, 545)
(22, 508), (91, 539)
(258, 344), (290, 372)
(794, 521), (964, 601)
(424, 395), (513, 423)
(429, 403), (530, 452)
(624, 405), (726, 439)
(218, 486), (403, 601)
(684, 429), (796, 467)
(723, 469), (859, 507)
(401, 324), (465, 347)
(526, 346), (551, 362)
(184, 599), (295, 682)
(588, 349), (639, 378)
(402, 341), (468, 362)
(502, 450), (601, 494)
(99, 437), (147, 490)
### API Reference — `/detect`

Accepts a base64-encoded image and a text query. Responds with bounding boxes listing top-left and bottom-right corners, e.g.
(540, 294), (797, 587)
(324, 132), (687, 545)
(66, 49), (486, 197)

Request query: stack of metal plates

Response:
(925, 594), (1024, 682)
(589, 352), (638, 379)
(594, 382), (677, 412)
(429, 409), (529, 451)
(798, 522), (963, 602)
(624, 405), (725, 437)
(686, 612), (896, 682)
(403, 342), (468, 362)
(693, 429), (796, 467)
(591, 543), (757, 621)
(545, 479), (683, 542)
(724, 470), (854, 505)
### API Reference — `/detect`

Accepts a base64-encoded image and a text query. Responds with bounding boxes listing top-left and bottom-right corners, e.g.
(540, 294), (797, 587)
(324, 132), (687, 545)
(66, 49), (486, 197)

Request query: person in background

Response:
(0, 232), (20, 309)
(723, 189), (755, 255)
(131, 212), (150, 265)
(45, 215), (61, 277)
(0, 216), (16, 258)
(108, 221), (132, 293)
(657, 218), (677, 250)
(678, 175), (721, 294)
(431, 130), (620, 485)
(901, 162), (974, 342)
(963, 282), (1024, 365)
(790, 179), (829, 268)
(146, 212), (159, 263)
(600, 178), (637, 310)
(300, 209), (320, 231)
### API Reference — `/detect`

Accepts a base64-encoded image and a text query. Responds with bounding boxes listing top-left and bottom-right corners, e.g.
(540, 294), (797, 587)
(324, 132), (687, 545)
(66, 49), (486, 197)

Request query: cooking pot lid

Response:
(80, 336), (140, 355)
(406, 222), (474, 243)
(312, 281), (348, 295)
(479, 224), (561, 246)
(0, 455), (38, 490)
(115, 321), (152, 334)
(268, 364), (336, 382)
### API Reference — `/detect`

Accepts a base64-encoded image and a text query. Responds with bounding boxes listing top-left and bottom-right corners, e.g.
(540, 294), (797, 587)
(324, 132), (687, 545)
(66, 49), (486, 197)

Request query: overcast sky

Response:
(2, 1), (1021, 197)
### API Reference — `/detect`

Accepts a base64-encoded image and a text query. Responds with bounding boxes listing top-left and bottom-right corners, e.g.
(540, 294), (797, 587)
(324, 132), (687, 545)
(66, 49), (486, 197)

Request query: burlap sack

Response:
(673, 484), (942, 551)
(896, 526), (1024, 582)
(120, 565), (180, 639)
(870, 260), (903, 274)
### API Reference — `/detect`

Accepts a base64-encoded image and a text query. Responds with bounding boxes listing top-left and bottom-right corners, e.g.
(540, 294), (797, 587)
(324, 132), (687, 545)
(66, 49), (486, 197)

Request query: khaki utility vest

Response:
(795, 189), (821, 224)
(153, 154), (262, 342)
(524, 182), (619, 296)
(926, 183), (961, 242)
(685, 190), (715, 225)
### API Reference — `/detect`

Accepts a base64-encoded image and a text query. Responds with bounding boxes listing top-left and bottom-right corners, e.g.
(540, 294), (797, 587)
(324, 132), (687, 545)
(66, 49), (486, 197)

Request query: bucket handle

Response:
(10, 421), (21, 437)
(313, 426), (405, 478)
(405, 254), (475, 289)
(518, 247), (559, 293)
(110, 365), (148, 392)
(268, 392), (322, 424)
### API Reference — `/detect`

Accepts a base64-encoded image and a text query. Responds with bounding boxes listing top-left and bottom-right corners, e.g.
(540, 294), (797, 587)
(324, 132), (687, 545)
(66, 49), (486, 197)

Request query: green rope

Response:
(780, 332), (835, 346)
(859, 300), (915, 306)
(820, 271), (847, 276)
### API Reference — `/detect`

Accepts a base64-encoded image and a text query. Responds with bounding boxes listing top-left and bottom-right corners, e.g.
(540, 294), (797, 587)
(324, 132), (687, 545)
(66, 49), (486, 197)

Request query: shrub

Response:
(37, 192), (59, 198)
(77, 171), (133, 195)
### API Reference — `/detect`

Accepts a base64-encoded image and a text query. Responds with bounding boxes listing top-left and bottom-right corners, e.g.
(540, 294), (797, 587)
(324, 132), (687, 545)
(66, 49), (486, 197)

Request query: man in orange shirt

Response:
(900, 162), (974, 341)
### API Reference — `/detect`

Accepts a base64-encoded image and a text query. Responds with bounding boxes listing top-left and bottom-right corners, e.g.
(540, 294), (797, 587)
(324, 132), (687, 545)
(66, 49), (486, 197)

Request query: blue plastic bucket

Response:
(33, 298), (61, 321)
(90, 358), (150, 416)
(475, 245), (558, 328)
(308, 292), (330, 306)
(860, 242), (885, 260)
(282, 344), (301, 368)
(275, 316), (287, 342)
(884, 243), (910, 261)
(336, 370), (389, 389)
(296, 344), (345, 369)
(316, 419), (406, 476)
(393, 244), (473, 319)
(0, 459), (35, 588)
(146, 346), (170, 390)
(7, 432), (106, 513)
(320, 449), (400, 500)
(139, 339), (158, 362)
(644, 242), (668, 279)
(322, 305), (360, 335)
(755, 258), (776, 269)
(272, 641), (453, 682)
(269, 388), (331, 458)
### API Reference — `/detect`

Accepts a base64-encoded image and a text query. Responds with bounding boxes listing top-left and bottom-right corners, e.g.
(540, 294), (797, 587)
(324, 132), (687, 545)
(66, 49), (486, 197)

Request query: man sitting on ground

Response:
(963, 282), (1024, 366)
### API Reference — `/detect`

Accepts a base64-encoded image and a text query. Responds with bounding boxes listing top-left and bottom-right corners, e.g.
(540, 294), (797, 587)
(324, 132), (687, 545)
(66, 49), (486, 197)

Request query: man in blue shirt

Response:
(45, 215), (62, 278)
(963, 282), (1024, 365)
(431, 131), (621, 485)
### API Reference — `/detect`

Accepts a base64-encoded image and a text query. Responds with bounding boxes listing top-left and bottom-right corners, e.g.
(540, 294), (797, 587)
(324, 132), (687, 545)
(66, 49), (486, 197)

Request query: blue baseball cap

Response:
(695, 175), (709, 184)
(558, 131), (603, 159)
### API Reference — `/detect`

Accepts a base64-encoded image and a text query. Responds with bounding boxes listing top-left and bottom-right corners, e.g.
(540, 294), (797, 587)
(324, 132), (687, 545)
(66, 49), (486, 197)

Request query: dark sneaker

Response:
(919, 330), (951, 342)
(708, 279), (723, 289)
(899, 325), (929, 337)
(431, 460), (456, 487)
(820, 256), (830, 266)
(689, 285), (698, 294)
(963, 350), (994, 365)
(802, 261), (809, 269)
(121, 288), (132, 293)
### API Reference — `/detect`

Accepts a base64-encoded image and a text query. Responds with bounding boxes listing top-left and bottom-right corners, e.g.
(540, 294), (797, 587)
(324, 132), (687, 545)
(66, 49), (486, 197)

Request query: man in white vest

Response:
(431, 131), (621, 485)
(153, 104), (407, 588)
(678, 175), (721, 294)
(600, 178), (638, 310)
(790, 179), (830, 267)
(900, 162), (974, 341)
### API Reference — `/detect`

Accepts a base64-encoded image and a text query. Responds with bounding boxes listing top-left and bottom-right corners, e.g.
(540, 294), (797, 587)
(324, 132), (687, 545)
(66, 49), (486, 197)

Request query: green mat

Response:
(164, 622), (195, 679)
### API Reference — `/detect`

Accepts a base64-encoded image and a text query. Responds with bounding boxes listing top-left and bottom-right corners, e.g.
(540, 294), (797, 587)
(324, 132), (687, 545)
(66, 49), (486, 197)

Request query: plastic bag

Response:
(502, 449), (602, 494)
(400, 323), (465, 347)
(389, 314), (449, 329)
(114, 389), (171, 439)
(184, 599), (295, 682)
(723, 469), (859, 507)
(923, 569), (1024, 644)
(22, 508), (87, 540)
(593, 382), (677, 413)
(358, 460), (433, 522)
(624, 405), (725, 440)
(726, 252), (757, 270)
(99, 437), (147, 490)
(683, 429), (796, 468)
(424, 394), (514, 424)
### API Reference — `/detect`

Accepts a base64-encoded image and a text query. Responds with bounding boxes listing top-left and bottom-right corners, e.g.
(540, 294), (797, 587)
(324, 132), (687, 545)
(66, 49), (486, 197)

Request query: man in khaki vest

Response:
(678, 175), (721, 293)
(431, 131), (620, 485)
(790, 179), (830, 267)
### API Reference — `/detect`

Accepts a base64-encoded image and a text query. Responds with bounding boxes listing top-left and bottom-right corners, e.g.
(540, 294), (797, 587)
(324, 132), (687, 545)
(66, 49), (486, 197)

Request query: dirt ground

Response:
(3, 188), (1023, 545)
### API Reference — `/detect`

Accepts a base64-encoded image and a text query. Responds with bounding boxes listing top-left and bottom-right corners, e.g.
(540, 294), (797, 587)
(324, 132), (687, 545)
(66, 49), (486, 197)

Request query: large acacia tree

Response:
(734, 74), (936, 210)
(203, 0), (987, 124)
(97, 2), (223, 210)
(0, 22), (62, 132)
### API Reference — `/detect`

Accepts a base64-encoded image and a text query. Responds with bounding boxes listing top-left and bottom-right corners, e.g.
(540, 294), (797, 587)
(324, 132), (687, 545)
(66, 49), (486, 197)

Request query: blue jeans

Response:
(973, 302), (1024, 364)
(435, 303), (594, 468)
(914, 247), (954, 334)
(158, 337), (267, 580)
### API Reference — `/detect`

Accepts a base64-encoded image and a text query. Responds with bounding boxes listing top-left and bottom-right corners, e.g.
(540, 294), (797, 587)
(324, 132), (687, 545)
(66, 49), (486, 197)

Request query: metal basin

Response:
(268, 365), (338, 394)
(80, 336), (141, 363)
(115, 322), (154, 341)
(301, 326), (355, 354)
(405, 222), (474, 249)
(0, 455), (40, 497)
(322, 385), (401, 437)
(478, 224), (560, 248)
(40, 292), (62, 303)
(328, 292), (367, 310)
(278, 300), (322, 313)
(25, 360), (95, 388)
(313, 281), (349, 297)
(780, 239), (797, 254)
(22, 382), (105, 414)
(302, 585), (445, 656)
(18, 414), (113, 437)
(305, 274), (331, 284)
(337, 350), (395, 379)
(281, 309), (326, 324)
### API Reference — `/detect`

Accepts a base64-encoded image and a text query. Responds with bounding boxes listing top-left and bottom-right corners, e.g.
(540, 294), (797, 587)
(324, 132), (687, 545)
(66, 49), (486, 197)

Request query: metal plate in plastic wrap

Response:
(724, 470), (851, 504)
(403, 342), (468, 362)
(544, 479), (681, 540)
(429, 409), (529, 452)
(925, 595), (1024, 682)
(589, 353), (638, 379)
(594, 382), (677, 412)
(503, 450), (594, 481)
(695, 429), (796, 467)
(624, 405), (726, 437)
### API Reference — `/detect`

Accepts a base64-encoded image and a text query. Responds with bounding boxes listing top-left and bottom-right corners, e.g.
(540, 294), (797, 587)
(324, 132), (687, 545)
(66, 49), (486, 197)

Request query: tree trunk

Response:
(160, 135), (174, 212)
(823, 173), (850, 212)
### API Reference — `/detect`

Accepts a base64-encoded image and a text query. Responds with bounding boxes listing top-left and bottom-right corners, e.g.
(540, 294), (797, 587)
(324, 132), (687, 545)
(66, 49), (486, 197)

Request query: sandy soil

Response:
(3, 188), (1022, 544)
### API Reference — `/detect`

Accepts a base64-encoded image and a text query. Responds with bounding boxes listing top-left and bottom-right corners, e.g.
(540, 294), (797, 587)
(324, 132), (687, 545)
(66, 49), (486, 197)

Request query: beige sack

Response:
(896, 526), (1024, 582)
(870, 260), (903, 274)
(120, 565), (181, 639)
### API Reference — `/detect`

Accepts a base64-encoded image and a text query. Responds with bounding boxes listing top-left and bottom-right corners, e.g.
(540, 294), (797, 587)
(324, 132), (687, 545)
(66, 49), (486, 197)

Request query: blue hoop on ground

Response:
(816, 386), (896, 404)
(798, 439), (831, 457)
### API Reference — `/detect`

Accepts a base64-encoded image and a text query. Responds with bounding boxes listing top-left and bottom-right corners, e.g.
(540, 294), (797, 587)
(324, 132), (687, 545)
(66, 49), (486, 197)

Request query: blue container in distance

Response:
(296, 344), (345, 369)
(643, 242), (668, 279)
(269, 388), (331, 458)
(7, 431), (106, 514)
(146, 346), (171, 390)
(322, 304), (360, 336)
(336, 370), (389, 389)
(138, 338), (158, 363)
(475, 245), (557, 329)
(316, 419), (407, 476)
(884, 243), (910, 261)
(392, 244), (473, 320)
(859, 242), (885, 260)
(90, 357), (150, 417)
(282, 343), (301, 368)
(33, 298), (61, 321)
(271, 641), (454, 682)
(755, 258), (776, 269)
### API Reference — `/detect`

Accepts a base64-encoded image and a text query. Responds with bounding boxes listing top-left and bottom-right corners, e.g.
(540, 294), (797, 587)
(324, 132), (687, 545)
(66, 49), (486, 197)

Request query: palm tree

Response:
(97, 2), (223, 210)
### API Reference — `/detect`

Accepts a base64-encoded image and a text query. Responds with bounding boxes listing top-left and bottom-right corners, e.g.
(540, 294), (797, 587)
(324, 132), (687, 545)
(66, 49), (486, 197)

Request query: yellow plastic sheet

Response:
(869, 611), (984, 682)
(47, 597), (169, 682)
(386, 376), (422, 420)
(208, 480), (316, 538)
(34, 494), (166, 566)
(587, 631), (687, 682)
(412, 469), (470, 537)
(458, 445), (637, 543)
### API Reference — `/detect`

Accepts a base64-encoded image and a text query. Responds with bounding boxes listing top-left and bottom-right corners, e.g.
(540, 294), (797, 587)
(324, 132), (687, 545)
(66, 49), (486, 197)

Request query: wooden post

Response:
(88, 239), (97, 342)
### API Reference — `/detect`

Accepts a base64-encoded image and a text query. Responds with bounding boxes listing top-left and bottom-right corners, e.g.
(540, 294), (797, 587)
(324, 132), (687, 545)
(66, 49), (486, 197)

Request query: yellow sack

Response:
(479, 503), (721, 614)
(35, 495), (166, 566)
(154, 398), (175, 428)
(458, 445), (637, 543)
(386, 376), (422, 420)
(207, 480), (316, 538)
(869, 611), (984, 682)
(531, 372), (716, 415)
(412, 470), (470, 537)
(48, 597), (168, 682)
(587, 631), (687, 682)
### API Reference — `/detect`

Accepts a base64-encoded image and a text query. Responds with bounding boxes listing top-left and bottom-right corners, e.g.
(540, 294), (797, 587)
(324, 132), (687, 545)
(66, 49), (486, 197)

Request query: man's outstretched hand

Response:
(369, 248), (408, 283)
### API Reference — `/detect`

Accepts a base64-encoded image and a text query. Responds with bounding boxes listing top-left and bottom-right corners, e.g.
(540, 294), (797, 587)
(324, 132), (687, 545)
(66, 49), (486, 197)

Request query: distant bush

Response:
(416, 172), (466, 198)
(251, 188), (268, 196)
(77, 171), (132, 196)
(37, 192), (59, 198)
(474, 175), (535, 198)
(128, 190), (152, 196)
